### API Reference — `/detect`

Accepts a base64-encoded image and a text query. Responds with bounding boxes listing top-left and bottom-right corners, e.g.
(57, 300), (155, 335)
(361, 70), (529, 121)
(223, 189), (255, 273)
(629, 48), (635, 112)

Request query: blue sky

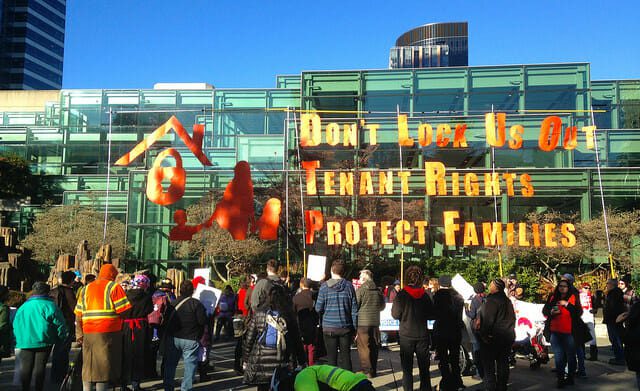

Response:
(63, 0), (640, 89)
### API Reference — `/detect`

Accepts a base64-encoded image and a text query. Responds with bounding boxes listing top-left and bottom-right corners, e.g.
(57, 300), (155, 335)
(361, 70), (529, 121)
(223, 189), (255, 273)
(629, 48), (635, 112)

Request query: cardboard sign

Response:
(379, 303), (399, 331)
(307, 254), (327, 282)
(193, 284), (221, 316)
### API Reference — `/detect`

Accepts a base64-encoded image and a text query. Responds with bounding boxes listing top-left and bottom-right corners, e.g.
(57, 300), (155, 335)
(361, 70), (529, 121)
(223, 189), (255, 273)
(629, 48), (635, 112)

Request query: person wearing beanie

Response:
(122, 274), (154, 391)
(75, 263), (132, 391)
(49, 270), (78, 386)
(466, 281), (487, 379)
(13, 282), (68, 391)
(479, 278), (515, 391)
(432, 275), (465, 390)
(391, 265), (434, 391)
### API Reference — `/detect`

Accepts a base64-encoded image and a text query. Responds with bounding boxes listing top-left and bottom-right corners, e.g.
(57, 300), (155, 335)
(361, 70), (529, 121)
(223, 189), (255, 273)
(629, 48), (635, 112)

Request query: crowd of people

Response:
(0, 260), (640, 391)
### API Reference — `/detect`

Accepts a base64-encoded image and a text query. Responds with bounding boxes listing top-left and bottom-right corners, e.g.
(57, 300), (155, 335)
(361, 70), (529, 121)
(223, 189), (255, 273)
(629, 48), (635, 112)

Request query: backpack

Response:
(148, 292), (170, 326)
(258, 310), (288, 360)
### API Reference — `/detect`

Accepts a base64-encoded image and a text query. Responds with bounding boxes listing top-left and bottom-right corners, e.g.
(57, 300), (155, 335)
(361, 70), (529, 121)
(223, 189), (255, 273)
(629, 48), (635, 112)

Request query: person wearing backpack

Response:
(243, 284), (305, 391)
(148, 278), (175, 378)
(251, 259), (285, 311)
(163, 280), (207, 391)
(355, 269), (385, 378)
(215, 285), (237, 341)
(466, 281), (486, 379)
(48, 270), (77, 387)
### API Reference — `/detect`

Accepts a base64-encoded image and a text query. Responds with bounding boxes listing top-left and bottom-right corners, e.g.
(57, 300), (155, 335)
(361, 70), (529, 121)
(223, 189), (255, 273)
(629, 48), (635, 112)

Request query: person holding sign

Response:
(391, 265), (434, 391)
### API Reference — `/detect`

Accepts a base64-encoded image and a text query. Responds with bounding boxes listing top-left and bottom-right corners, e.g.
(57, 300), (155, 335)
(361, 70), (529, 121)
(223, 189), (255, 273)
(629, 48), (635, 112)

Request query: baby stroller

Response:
(511, 318), (549, 369)
(59, 350), (83, 391)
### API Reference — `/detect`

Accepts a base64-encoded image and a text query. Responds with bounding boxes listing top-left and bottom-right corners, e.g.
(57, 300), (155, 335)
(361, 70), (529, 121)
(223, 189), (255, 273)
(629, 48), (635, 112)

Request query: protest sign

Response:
(307, 254), (327, 281)
(379, 303), (399, 331)
(193, 267), (211, 284)
(193, 284), (221, 316)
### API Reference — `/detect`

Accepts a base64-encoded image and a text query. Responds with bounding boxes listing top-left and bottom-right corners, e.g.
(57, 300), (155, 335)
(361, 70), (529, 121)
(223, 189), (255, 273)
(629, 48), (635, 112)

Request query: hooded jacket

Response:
(356, 280), (385, 327)
(479, 290), (516, 345)
(391, 285), (434, 340)
(315, 278), (358, 331)
(14, 295), (68, 349)
(432, 288), (465, 340)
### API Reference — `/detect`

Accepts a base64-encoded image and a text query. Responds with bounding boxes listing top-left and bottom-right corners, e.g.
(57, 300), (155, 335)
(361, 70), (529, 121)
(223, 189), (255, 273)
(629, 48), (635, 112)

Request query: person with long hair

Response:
(391, 265), (434, 391)
(543, 279), (583, 388)
(243, 284), (305, 391)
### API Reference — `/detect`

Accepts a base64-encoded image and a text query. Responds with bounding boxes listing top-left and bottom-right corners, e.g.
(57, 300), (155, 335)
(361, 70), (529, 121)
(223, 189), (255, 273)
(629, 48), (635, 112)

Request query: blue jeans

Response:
(164, 337), (200, 391)
(551, 333), (576, 378)
(606, 323), (625, 361)
(576, 344), (585, 374)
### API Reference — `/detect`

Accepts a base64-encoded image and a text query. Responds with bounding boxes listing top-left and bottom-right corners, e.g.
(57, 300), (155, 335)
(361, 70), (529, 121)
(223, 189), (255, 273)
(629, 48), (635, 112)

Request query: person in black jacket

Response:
(122, 275), (154, 391)
(293, 278), (319, 365)
(432, 275), (465, 391)
(623, 300), (640, 388)
(391, 265), (434, 391)
(163, 280), (207, 391)
(604, 278), (626, 365)
(243, 284), (305, 391)
(49, 271), (77, 386)
(479, 278), (515, 391)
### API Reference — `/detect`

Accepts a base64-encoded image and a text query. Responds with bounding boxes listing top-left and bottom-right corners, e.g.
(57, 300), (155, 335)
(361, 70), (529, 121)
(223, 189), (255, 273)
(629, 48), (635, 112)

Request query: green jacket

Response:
(356, 280), (385, 327)
(294, 365), (368, 391)
(13, 295), (68, 349)
(0, 302), (11, 356)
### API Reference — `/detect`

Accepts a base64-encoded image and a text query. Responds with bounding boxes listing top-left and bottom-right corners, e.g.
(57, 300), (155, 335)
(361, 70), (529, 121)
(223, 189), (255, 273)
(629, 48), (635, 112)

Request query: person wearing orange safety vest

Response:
(75, 264), (132, 391)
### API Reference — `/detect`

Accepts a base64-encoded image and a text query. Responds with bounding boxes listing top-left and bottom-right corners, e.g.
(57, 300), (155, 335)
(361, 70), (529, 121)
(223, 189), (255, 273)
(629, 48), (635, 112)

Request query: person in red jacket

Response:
(543, 279), (583, 388)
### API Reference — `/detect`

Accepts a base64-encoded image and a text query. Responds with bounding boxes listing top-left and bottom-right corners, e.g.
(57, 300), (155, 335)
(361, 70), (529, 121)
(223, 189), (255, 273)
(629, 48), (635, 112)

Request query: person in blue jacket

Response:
(315, 259), (358, 371)
(13, 281), (68, 391)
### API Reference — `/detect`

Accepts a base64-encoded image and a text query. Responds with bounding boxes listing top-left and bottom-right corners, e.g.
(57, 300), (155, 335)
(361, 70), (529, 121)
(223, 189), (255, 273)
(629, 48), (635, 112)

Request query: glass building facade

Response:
(390, 22), (468, 69)
(0, 0), (66, 89)
(0, 63), (639, 273)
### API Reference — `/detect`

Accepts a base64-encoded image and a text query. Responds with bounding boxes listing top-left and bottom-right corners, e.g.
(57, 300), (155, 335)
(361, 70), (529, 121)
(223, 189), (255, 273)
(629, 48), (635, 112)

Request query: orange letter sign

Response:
(146, 148), (186, 206)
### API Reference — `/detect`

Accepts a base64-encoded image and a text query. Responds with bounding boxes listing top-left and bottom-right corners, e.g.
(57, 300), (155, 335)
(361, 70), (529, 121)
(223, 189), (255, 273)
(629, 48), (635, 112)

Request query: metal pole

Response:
(294, 111), (307, 277)
(103, 109), (113, 243)
(490, 105), (504, 277)
(590, 107), (615, 278)
(397, 106), (405, 287)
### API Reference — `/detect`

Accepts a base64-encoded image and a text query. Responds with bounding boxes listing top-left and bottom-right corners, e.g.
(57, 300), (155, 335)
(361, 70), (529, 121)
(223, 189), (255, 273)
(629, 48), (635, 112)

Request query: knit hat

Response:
(131, 275), (150, 290)
(99, 264), (119, 281)
(32, 281), (50, 296)
(473, 282), (486, 294)
(492, 278), (506, 291)
(192, 276), (206, 289)
(622, 274), (632, 285)
(438, 275), (452, 288)
(562, 273), (575, 284)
